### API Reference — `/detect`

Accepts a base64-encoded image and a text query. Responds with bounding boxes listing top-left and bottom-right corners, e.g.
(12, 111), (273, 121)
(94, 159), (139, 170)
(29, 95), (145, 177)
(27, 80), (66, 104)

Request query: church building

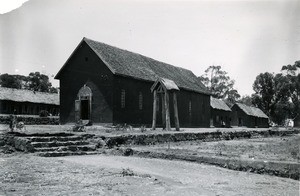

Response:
(55, 37), (211, 127)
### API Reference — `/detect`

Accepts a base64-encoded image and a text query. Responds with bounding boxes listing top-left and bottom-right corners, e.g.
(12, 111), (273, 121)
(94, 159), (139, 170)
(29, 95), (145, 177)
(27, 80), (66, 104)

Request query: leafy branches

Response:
(199, 65), (240, 106)
(0, 72), (58, 93)
(252, 61), (300, 125)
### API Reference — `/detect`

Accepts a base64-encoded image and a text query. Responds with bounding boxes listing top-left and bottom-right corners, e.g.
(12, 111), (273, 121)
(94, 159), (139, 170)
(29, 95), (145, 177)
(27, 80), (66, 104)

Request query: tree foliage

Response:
(0, 74), (23, 89)
(252, 72), (275, 117)
(27, 72), (52, 92)
(238, 95), (254, 106)
(252, 61), (300, 125)
(0, 72), (58, 93)
(199, 65), (240, 106)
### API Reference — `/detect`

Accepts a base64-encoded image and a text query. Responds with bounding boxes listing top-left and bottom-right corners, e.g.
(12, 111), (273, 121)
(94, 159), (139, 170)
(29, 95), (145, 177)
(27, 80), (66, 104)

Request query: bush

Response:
(121, 168), (134, 176)
(39, 110), (49, 117)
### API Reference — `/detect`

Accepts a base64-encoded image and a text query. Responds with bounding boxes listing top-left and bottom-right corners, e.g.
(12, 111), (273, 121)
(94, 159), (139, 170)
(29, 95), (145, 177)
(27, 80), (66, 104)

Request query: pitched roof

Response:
(56, 37), (210, 95)
(0, 87), (59, 105)
(210, 97), (231, 111)
(151, 78), (179, 92)
(235, 103), (268, 118)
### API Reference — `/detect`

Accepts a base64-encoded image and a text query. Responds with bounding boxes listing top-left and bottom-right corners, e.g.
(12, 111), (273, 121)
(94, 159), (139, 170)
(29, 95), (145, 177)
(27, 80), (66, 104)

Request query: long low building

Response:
(0, 87), (59, 116)
(231, 103), (269, 128)
(210, 97), (232, 128)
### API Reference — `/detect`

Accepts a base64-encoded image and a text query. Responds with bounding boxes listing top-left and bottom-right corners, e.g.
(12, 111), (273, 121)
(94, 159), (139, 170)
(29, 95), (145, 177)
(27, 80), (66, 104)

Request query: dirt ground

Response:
(0, 153), (299, 196)
(1, 125), (299, 195)
(133, 134), (300, 163)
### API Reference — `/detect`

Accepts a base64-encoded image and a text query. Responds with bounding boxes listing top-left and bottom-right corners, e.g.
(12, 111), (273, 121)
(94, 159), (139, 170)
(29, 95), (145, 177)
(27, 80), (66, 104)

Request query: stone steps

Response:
(27, 136), (84, 142)
(31, 140), (89, 148)
(38, 151), (98, 157)
(8, 132), (98, 157)
(35, 145), (97, 152)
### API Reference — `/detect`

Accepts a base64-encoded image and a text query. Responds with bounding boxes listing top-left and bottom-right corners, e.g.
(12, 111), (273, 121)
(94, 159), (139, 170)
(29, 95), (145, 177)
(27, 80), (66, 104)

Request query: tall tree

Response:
(199, 65), (240, 106)
(252, 72), (275, 118)
(252, 60), (300, 125)
(280, 61), (300, 120)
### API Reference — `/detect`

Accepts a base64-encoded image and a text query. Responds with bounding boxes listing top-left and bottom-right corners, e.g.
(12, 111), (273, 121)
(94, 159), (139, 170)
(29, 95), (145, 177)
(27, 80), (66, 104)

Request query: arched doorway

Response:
(75, 85), (92, 123)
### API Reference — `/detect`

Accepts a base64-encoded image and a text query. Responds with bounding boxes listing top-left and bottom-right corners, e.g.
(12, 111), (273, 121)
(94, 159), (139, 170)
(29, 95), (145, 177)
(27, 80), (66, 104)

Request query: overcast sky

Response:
(0, 0), (299, 96)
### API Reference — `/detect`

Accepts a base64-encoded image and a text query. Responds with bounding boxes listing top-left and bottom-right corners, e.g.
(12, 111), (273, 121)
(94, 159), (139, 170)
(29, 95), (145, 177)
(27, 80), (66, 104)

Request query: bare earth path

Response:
(1, 154), (298, 196)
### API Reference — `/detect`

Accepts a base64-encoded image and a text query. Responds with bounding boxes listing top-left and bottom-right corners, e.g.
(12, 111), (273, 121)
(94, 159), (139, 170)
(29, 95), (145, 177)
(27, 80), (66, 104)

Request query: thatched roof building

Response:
(210, 97), (231, 127)
(0, 87), (59, 105)
(231, 103), (269, 128)
(234, 103), (268, 119)
(0, 87), (59, 115)
(210, 97), (231, 112)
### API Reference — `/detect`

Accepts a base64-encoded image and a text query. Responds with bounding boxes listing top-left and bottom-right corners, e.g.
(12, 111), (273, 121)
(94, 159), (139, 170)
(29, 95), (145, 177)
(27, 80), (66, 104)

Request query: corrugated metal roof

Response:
(0, 87), (59, 105)
(56, 37), (210, 95)
(235, 103), (269, 118)
(210, 97), (231, 111)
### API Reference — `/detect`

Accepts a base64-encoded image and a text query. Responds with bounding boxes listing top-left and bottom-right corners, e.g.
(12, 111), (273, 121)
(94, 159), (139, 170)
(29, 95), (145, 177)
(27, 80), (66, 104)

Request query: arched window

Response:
(121, 89), (126, 108)
(139, 92), (143, 110)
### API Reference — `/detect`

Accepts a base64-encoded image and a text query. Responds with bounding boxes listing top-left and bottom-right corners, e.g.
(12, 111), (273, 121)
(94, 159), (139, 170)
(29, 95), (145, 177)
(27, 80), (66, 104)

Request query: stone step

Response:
(27, 136), (84, 142)
(34, 145), (97, 152)
(31, 141), (89, 148)
(9, 132), (74, 137)
(38, 151), (98, 157)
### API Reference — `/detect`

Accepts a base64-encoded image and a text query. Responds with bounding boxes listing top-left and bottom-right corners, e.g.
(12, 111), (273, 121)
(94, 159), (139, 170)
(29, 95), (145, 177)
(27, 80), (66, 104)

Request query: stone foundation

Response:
(0, 115), (59, 125)
(104, 129), (300, 147)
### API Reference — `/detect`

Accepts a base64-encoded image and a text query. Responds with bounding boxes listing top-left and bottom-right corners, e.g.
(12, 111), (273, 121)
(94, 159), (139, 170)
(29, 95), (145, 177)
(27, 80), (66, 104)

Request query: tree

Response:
(0, 72), (58, 93)
(280, 61), (300, 120)
(252, 72), (275, 118)
(49, 87), (59, 93)
(0, 74), (22, 89)
(27, 72), (52, 92)
(252, 60), (300, 125)
(281, 60), (300, 75)
(239, 95), (254, 106)
(199, 65), (240, 106)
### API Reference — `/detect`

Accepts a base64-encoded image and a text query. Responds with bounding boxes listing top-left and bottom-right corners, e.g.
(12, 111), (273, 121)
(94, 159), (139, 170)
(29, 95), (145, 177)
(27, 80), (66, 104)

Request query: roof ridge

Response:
(210, 97), (231, 111)
(0, 86), (57, 95)
(83, 37), (195, 74)
(235, 102), (268, 118)
(0, 87), (59, 105)
(237, 102), (257, 109)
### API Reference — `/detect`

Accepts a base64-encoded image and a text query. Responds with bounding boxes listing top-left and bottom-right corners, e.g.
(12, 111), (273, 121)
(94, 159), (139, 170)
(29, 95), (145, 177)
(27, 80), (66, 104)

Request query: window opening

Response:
(189, 100), (192, 117)
(139, 92), (143, 110)
(121, 89), (126, 108)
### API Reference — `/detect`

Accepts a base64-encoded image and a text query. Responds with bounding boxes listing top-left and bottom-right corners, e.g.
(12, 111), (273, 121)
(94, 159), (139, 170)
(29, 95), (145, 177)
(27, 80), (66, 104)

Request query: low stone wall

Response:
(104, 129), (300, 147)
(2, 133), (34, 152)
(0, 115), (59, 125)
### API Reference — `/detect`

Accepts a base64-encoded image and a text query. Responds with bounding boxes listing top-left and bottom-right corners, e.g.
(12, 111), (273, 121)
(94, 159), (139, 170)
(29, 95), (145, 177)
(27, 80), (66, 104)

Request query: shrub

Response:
(121, 168), (134, 176)
(39, 110), (49, 117)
